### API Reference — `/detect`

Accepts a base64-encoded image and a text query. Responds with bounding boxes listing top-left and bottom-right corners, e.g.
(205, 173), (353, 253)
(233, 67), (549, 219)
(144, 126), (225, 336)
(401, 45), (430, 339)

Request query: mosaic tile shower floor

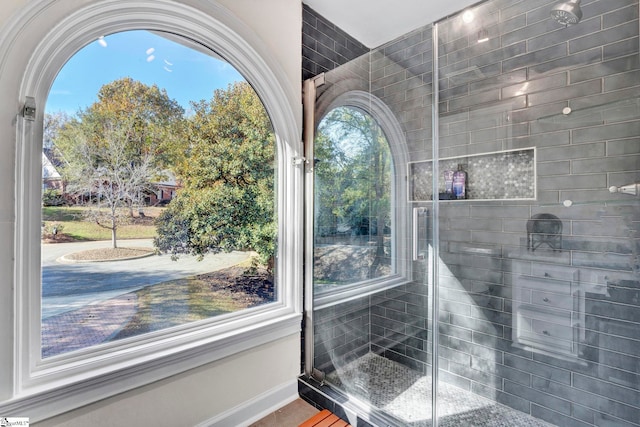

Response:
(326, 353), (554, 427)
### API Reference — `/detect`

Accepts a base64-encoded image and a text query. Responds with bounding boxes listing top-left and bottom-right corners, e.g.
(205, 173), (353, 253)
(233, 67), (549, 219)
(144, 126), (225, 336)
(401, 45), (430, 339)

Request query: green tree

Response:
(44, 111), (71, 149)
(54, 78), (184, 248)
(315, 106), (392, 279)
(154, 81), (276, 268)
(86, 77), (185, 167)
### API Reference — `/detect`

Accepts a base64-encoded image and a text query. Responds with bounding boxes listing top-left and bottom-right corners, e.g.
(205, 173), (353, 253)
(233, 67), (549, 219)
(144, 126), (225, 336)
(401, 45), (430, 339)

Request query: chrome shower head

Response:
(551, 0), (582, 26)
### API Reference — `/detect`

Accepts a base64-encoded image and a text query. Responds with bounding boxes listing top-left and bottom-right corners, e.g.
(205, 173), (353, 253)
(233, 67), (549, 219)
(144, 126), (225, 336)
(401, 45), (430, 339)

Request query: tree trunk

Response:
(111, 219), (118, 249)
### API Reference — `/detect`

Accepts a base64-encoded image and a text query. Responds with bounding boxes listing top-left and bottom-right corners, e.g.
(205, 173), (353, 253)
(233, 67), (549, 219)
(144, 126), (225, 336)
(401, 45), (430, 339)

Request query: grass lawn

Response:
(42, 206), (161, 241)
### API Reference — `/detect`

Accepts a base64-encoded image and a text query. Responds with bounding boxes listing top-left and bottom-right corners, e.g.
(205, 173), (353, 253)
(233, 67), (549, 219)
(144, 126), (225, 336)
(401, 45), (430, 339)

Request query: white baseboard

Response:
(196, 379), (299, 427)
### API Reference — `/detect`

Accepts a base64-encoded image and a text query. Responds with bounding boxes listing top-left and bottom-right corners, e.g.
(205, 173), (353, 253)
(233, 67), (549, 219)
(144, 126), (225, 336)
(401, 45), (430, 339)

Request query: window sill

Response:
(1, 311), (301, 423)
(314, 275), (410, 309)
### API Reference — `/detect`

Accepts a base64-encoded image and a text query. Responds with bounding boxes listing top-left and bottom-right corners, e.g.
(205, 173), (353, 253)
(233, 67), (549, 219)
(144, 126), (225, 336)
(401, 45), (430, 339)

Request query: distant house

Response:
(146, 170), (181, 206)
(42, 149), (64, 191)
(42, 150), (179, 206)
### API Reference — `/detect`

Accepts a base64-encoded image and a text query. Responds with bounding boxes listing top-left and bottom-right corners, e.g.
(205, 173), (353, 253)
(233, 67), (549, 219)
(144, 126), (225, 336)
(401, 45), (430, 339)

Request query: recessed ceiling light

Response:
(462, 10), (474, 23)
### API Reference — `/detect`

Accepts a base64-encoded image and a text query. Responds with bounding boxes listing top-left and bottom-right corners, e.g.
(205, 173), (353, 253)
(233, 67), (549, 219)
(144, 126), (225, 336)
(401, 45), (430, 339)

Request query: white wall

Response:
(218, 0), (302, 117)
(34, 336), (301, 427)
(0, 0), (302, 425)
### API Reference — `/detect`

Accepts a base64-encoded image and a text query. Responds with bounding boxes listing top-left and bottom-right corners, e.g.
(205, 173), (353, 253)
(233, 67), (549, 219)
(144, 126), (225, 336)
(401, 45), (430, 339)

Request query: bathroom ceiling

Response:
(303, 0), (481, 48)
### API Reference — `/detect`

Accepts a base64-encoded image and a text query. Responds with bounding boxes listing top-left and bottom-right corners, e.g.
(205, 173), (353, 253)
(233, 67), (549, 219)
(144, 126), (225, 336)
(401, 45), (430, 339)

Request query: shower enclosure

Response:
(301, 1), (640, 426)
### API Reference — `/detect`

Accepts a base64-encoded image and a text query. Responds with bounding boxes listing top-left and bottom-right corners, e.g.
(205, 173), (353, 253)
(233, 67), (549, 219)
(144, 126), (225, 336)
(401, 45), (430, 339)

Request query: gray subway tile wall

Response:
(303, 0), (640, 426)
(302, 4), (368, 82)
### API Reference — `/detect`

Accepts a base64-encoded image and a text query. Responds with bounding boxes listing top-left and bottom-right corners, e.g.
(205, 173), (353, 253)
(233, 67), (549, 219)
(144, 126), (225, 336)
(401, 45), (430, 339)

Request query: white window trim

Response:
(310, 90), (411, 309)
(2, 0), (302, 422)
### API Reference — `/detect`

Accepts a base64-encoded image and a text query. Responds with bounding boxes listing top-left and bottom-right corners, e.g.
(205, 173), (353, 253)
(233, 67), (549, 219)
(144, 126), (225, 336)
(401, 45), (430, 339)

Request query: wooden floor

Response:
(299, 409), (352, 427)
(248, 398), (321, 427)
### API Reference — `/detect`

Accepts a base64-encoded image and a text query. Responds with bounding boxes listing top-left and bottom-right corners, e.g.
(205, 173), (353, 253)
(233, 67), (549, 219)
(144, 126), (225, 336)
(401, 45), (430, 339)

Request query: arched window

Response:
(314, 106), (394, 287)
(42, 29), (277, 359)
(5, 0), (301, 419)
(311, 91), (409, 306)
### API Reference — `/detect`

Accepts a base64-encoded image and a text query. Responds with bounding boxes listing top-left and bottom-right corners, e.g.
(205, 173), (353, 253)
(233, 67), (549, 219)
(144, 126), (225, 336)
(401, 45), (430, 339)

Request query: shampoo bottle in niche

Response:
(444, 170), (454, 194)
(452, 164), (467, 199)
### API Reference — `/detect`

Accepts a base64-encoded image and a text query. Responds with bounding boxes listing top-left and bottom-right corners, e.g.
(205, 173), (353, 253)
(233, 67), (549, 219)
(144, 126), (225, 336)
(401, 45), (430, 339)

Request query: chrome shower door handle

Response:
(413, 207), (429, 261)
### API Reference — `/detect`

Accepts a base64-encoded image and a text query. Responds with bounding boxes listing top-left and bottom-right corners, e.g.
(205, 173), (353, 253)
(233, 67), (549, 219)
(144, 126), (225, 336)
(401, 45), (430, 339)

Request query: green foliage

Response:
(52, 78), (184, 248)
(55, 77), (184, 172)
(44, 111), (72, 149)
(49, 77), (275, 262)
(88, 77), (185, 167)
(154, 82), (276, 267)
(42, 189), (66, 206)
(315, 107), (392, 237)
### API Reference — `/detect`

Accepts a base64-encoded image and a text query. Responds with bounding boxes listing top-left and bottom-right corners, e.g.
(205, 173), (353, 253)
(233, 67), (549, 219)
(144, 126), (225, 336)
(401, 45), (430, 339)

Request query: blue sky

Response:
(46, 30), (244, 115)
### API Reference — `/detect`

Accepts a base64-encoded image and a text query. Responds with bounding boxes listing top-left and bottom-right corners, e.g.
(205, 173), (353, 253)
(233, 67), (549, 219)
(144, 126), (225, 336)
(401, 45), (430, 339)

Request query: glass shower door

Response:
(305, 1), (639, 426)
(433, 2), (640, 427)
(306, 44), (436, 424)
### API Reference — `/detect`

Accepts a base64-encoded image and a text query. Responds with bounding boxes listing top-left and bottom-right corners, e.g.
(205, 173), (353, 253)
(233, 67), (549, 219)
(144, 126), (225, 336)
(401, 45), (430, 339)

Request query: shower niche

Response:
(408, 148), (536, 202)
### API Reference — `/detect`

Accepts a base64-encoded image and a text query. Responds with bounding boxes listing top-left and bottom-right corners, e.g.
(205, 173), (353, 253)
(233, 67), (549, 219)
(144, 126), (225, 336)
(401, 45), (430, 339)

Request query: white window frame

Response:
(2, 0), (302, 422)
(310, 90), (410, 308)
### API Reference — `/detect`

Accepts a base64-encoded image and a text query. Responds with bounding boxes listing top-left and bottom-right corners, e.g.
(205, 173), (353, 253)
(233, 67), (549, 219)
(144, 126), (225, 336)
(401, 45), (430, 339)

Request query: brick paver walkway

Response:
(41, 293), (137, 358)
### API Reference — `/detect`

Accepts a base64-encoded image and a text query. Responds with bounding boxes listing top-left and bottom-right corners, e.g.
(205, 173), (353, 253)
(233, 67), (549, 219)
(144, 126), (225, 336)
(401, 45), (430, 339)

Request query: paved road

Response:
(42, 239), (250, 319)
